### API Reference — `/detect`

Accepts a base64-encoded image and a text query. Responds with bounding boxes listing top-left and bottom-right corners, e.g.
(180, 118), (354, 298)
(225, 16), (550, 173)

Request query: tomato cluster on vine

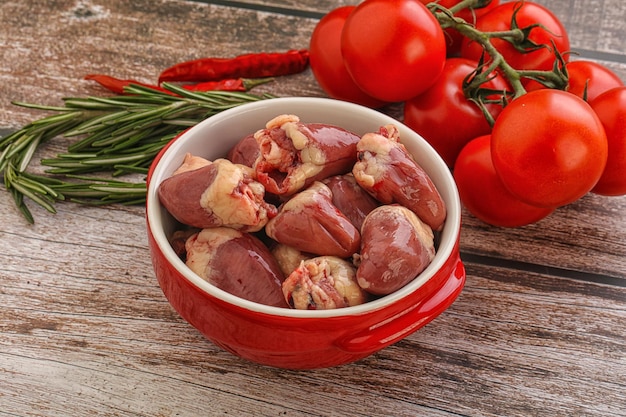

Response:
(309, 0), (626, 228)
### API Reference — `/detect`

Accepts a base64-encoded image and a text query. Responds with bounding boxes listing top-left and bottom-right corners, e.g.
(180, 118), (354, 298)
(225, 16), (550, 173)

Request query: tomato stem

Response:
(427, 0), (569, 124)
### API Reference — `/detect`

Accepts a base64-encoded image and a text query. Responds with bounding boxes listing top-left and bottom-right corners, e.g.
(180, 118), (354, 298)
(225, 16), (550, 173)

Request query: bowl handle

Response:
(335, 258), (465, 354)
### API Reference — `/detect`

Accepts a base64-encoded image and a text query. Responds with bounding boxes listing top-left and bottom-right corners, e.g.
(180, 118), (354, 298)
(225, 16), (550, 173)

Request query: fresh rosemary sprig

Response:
(0, 84), (274, 223)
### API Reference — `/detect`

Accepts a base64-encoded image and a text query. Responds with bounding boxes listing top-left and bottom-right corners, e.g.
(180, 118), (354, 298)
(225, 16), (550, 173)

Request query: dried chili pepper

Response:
(158, 49), (310, 83)
(85, 74), (173, 95)
(85, 74), (273, 95)
(182, 77), (273, 92)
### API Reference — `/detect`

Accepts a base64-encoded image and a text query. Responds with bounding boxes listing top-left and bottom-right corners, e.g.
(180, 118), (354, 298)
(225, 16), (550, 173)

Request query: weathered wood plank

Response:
(461, 192), (626, 280)
(2, 257), (624, 416)
(1, 1), (626, 416)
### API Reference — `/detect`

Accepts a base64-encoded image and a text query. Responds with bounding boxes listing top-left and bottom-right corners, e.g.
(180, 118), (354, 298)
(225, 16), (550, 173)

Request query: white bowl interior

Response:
(147, 97), (461, 318)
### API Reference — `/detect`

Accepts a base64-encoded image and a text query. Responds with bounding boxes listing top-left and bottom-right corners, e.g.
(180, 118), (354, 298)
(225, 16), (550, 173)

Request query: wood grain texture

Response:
(1, 1), (625, 416)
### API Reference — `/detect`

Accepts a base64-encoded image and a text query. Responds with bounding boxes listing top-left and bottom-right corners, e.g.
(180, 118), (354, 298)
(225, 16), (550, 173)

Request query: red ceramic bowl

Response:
(146, 97), (465, 369)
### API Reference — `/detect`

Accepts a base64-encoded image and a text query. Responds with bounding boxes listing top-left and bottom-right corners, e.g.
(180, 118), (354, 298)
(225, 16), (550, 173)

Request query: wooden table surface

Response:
(1, 1), (625, 416)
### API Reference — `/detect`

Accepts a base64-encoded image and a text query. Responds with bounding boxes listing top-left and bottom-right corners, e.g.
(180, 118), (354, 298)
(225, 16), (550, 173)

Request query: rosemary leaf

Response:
(64, 110), (131, 136)
(112, 165), (149, 175)
(10, 180), (58, 214)
(40, 159), (93, 169)
(62, 98), (132, 110)
(9, 102), (74, 112)
(30, 110), (81, 127)
(52, 152), (100, 159)
(81, 153), (157, 166)
(19, 171), (67, 185)
(67, 124), (129, 152)
(9, 187), (35, 224)
(17, 133), (43, 172)
(106, 127), (165, 153)
(90, 184), (147, 195)
(1, 132), (38, 162)
(13, 175), (64, 200)
(90, 127), (154, 148)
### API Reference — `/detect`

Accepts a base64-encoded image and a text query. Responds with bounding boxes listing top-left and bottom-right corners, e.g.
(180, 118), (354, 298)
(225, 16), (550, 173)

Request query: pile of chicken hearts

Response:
(158, 114), (447, 310)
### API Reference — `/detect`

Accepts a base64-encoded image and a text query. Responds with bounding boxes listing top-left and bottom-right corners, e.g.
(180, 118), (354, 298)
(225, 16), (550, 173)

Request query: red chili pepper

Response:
(182, 77), (273, 92)
(158, 49), (310, 84)
(85, 74), (173, 95)
(85, 74), (272, 95)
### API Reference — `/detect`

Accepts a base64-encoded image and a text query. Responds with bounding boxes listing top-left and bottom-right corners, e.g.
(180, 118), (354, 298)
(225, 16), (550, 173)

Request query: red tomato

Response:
(566, 60), (624, 102)
(526, 60), (624, 101)
(589, 87), (626, 196)
(418, 0), (501, 56)
(461, 1), (570, 74)
(341, 0), (446, 102)
(404, 57), (509, 167)
(491, 89), (608, 208)
(454, 135), (554, 227)
(309, 6), (386, 108)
